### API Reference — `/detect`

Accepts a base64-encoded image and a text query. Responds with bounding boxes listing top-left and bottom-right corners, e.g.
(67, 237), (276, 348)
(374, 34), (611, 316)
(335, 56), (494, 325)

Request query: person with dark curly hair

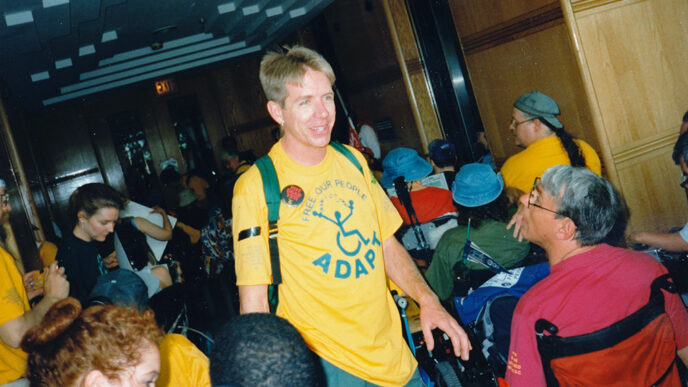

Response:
(210, 313), (319, 387)
(425, 163), (529, 300)
(21, 297), (163, 387)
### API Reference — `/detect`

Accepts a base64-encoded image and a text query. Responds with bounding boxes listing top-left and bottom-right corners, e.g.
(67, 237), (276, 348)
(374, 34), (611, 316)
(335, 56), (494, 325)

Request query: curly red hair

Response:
(21, 297), (163, 386)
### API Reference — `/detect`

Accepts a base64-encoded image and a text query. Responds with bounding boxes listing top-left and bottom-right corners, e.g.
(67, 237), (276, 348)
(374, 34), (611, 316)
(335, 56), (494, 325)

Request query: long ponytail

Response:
(552, 127), (586, 167)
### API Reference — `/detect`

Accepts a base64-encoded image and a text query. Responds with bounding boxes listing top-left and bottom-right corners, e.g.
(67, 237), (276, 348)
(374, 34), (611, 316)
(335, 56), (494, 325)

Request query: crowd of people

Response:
(0, 44), (687, 387)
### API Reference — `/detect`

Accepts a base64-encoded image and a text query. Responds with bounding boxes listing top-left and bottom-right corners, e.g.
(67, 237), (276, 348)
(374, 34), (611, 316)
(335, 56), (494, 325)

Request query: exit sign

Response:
(154, 78), (177, 96)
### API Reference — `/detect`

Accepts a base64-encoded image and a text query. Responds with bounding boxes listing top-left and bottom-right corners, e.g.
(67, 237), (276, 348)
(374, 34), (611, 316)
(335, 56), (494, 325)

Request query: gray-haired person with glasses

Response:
(505, 165), (688, 386)
(628, 130), (688, 251)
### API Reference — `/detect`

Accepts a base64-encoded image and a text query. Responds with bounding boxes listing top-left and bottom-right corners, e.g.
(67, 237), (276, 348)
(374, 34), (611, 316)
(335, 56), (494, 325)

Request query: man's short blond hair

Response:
(259, 45), (335, 106)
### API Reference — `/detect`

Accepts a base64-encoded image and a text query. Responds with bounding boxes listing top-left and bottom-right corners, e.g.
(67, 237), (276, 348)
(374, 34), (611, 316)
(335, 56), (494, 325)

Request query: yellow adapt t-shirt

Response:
(233, 142), (416, 386)
(501, 135), (602, 194)
(0, 247), (29, 384)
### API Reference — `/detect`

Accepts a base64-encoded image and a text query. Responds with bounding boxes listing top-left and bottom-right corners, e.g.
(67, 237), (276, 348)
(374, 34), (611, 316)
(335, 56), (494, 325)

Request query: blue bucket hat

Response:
(451, 163), (504, 207)
(513, 91), (563, 129)
(380, 147), (433, 189)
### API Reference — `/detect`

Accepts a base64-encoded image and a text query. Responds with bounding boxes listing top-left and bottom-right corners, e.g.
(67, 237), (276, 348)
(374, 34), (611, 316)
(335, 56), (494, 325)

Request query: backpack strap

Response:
(330, 141), (363, 174)
(255, 155), (282, 286)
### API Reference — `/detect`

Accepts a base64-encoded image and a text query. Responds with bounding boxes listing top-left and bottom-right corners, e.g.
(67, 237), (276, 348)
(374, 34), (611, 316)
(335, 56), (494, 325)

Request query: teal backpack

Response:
(254, 142), (363, 312)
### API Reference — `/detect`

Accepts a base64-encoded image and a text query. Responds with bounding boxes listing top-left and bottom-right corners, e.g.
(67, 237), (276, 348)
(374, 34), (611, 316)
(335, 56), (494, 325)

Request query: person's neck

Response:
(408, 180), (427, 192)
(72, 225), (92, 243)
(546, 242), (596, 266)
(527, 132), (556, 147)
(281, 138), (327, 166)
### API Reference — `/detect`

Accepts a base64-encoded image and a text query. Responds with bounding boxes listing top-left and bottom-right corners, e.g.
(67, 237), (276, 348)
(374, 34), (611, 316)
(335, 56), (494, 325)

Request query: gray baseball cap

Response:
(513, 91), (563, 129)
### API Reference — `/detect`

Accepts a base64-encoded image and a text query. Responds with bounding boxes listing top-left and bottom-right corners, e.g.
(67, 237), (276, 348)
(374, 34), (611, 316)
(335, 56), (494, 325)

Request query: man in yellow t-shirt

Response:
(232, 46), (471, 387)
(0, 187), (69, 385)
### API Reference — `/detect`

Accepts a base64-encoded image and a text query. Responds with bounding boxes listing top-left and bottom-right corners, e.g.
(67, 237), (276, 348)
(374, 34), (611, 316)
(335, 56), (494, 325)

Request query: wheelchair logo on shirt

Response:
(305, 179), (380, 279)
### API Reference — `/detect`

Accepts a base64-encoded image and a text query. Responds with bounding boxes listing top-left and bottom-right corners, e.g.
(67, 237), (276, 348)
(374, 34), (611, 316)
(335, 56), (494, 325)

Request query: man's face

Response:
(269, 68), (335, 154)
(0, 187), (10, 225)
(222, 155), (239, 172)
(518, 180), (562, 245)
(509, 108), (538, 148)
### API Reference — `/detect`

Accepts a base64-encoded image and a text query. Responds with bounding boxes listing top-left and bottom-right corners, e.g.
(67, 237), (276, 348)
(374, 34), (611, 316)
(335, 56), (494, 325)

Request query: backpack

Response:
(535, 274), (682, 387)
(255, 142), (363, 312)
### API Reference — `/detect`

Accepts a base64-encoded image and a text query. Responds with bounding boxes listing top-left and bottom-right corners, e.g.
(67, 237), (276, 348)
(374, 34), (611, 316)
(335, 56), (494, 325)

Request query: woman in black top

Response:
(56, 183), (124, 303)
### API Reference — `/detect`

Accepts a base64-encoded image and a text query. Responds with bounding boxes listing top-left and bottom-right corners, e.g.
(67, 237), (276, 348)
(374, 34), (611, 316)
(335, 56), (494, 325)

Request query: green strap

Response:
(255, 156), (282, 286)
(255, 156), (281, 223)
(330, 141), (363, 174)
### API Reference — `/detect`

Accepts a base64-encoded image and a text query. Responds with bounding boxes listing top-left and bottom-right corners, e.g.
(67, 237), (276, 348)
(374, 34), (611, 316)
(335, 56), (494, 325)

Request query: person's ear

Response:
(267, 101), (284, 126)
(77, 211), (87, 223)
(556, 218), (577, 241)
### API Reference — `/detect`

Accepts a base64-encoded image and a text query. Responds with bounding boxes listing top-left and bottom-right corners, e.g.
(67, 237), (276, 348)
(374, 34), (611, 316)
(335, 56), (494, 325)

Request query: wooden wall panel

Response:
(322, 1), (419, 154)
(382, 0), (443, 151)
(450, 2), (598, 168)
(616, 145), (688, 233)
(450, 0), (556, 37)
(563, 0), (688, 231)
(572, 0), (688, 150)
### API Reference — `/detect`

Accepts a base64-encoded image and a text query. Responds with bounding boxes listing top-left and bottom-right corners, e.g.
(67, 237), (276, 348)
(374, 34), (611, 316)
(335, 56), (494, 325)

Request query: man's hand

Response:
(506, 205), (525, 242)
(22, 270), (44, 300)
(419, 297), (472, 361)
(43, 261), (69, 301)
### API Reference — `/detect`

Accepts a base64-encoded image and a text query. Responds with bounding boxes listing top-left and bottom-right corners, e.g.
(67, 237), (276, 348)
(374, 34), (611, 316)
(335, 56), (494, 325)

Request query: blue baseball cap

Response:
(87, 269), (148, 311)
(380, 147), (433, 189)
(427, 139), (456, 165)
(451, 163), (504, 207)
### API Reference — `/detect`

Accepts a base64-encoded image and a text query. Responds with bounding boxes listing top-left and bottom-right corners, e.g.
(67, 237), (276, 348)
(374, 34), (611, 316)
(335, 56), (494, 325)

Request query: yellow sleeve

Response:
(232, 167), (272, 286)
(0, 248), (27, 326)
(156, 334), (210, 387)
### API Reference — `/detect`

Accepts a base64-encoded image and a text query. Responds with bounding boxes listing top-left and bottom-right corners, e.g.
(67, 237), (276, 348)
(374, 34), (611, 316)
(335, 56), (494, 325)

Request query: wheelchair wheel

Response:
(434, 361), (462, 387)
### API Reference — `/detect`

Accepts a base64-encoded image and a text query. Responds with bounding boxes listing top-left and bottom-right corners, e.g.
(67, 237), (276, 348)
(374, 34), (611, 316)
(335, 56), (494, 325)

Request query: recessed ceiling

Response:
(0, 0), (333, 112)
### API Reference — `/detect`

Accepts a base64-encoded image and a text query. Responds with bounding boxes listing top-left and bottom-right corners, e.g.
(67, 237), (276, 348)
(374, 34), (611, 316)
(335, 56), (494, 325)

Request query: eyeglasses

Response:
(510, 117), (535, 128)
(527, 177), (567, 218)
(1, 194), (9, 206)
(681, 173), (688, 189)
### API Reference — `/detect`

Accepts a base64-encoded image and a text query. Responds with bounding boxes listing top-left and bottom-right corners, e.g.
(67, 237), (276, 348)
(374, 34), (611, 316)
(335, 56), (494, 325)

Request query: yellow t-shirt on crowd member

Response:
(0, 247), (29, 384)
(501, 135), (601, 194)
(233, 142), (416, 387)
(156, 334), (210, 387)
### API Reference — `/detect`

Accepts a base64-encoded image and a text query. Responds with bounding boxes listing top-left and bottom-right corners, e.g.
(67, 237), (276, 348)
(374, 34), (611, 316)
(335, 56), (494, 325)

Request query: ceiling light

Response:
(31, 71), (49, 82)
(101, 30), (118, 43)
(55, 58), (73, 69)
(5, 10), (33, 27)
(79, 45), (96, 56)
(218, 2), (236, 14)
